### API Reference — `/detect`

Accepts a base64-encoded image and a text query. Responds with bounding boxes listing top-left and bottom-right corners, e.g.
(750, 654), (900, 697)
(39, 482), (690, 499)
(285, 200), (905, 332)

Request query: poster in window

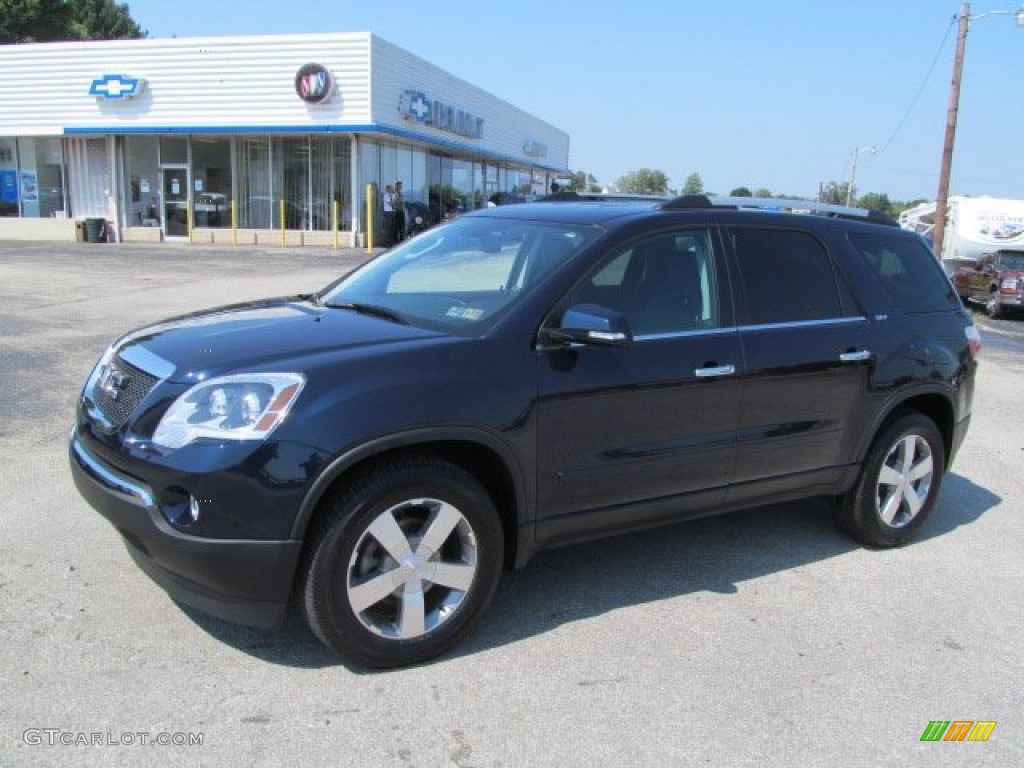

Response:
(0, 170), (17, 202)
(19, 171), (38, 202)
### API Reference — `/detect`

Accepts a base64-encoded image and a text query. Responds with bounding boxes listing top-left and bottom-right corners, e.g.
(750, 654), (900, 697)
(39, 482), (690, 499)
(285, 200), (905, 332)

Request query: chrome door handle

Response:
(839, 350), (872, 362)
(695, 364), (736, 378)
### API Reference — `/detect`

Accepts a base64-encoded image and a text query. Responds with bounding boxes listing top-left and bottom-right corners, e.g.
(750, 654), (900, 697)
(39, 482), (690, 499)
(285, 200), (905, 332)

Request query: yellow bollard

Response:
(279, 199), (286, 247)
(332, 200), (339, 250)
(366, 183), (375, 253)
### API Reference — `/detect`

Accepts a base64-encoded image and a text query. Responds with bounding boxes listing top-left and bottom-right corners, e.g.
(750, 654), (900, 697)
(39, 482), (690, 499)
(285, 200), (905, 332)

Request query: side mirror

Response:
(547, 303), (633, 347)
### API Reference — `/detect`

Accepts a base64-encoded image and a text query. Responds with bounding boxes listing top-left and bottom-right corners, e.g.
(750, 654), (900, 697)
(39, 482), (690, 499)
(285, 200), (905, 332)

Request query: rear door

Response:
(724, 226), (877, 501)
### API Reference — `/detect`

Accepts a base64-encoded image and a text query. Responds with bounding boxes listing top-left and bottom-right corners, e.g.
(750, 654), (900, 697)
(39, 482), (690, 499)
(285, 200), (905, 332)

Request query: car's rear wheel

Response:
(302, 459), (503, 668)
(836, 412), (945, 547)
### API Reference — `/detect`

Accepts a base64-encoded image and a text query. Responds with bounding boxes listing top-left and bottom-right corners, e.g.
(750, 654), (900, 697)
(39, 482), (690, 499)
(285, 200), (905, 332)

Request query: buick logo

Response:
(295, 63), (333, 104)
(98, 366), (129, 401)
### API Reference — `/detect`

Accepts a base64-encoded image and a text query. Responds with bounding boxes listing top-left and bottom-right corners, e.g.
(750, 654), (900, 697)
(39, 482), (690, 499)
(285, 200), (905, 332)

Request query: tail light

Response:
(965, 325), (981, 360)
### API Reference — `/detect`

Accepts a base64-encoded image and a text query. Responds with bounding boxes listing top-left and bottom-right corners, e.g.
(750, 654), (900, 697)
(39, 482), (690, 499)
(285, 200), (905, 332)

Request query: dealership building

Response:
(0, 32), (569, 245)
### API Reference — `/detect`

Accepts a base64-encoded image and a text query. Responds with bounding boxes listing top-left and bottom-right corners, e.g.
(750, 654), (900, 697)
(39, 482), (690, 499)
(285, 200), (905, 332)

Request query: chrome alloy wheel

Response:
(875, 434), (934, 528)
(346, 497), (478, 640)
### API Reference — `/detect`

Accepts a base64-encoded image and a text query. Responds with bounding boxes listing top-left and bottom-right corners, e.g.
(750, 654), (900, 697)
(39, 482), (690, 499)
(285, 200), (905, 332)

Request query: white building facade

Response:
(0, 32), (569, 245)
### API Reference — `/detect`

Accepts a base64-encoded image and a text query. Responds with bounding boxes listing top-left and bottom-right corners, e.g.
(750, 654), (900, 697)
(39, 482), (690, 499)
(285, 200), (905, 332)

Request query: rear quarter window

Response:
(847, 233), (959, 313)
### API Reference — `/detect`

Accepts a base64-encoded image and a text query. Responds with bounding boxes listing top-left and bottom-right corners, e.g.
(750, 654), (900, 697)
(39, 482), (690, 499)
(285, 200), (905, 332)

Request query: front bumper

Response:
(70, 435), (302, 627)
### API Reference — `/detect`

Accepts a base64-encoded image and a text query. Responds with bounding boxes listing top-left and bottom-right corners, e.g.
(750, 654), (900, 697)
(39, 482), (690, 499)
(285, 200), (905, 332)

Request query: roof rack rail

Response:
(659, 195), (898, 226)
(535, 191), (671, 203)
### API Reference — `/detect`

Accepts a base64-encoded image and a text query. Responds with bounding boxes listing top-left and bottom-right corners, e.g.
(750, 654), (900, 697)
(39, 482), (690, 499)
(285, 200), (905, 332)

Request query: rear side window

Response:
(848, 233), (959, 313)
(729, 228), (842, 324)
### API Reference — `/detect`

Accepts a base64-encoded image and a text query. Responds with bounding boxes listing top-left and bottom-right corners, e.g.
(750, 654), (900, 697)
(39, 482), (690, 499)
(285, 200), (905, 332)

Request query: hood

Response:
(114, 296), (445, 382)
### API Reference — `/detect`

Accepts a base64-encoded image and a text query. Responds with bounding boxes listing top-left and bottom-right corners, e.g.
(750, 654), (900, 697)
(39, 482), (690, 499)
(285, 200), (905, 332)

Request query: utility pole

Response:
(933, 2), (970, 259)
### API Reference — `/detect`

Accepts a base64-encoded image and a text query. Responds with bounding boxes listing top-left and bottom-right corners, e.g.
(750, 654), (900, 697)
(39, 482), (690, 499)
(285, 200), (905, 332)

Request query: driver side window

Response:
(569, 229), (719, 336)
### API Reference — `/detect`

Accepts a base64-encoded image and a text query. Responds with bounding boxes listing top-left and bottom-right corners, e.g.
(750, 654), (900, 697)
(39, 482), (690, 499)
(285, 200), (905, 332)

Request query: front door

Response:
(535, 227), (741, 545)
(160, 166), (189, 238)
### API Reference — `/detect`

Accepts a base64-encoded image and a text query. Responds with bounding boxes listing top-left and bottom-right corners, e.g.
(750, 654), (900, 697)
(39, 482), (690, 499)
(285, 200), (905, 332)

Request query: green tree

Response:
(818, 181), (852, 206)
(754, 187), (773, 198)
(682, 172), (704, 195)
(0, 0), (145, 42)
(70, 0), (145, 39)
(855, 192), (894, 217)
(567, 170), (601, 194)
(616, 168), (670, 195)
(729, 186), (752, 197)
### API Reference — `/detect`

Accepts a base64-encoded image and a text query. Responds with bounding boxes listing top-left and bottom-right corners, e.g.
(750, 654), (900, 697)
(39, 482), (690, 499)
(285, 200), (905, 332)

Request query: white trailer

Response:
(899, 195), (1024, 271)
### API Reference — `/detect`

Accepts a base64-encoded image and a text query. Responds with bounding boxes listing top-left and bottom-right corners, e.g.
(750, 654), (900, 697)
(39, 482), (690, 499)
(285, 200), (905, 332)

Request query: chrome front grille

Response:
(91, 356), (159, 429)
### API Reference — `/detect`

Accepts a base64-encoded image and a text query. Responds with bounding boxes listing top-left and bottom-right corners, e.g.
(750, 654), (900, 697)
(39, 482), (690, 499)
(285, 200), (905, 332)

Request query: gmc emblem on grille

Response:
(99, 366), (129, 400)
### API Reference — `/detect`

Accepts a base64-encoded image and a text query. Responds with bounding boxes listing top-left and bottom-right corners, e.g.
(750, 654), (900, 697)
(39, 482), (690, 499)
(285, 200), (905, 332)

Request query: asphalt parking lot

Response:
(1, 239), (1022, 767)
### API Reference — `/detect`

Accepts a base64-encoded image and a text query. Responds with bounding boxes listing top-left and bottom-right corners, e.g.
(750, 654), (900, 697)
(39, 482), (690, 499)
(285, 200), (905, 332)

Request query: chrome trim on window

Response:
(634, 327), (738, 342)
(737, 316), (868, 333)
(71, 437), (155, 509)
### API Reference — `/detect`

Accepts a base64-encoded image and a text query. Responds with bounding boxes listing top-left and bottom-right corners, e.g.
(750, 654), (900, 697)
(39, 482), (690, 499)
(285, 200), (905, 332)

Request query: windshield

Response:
(999, 251), (1024, 270)
(321, 216), (597, 335)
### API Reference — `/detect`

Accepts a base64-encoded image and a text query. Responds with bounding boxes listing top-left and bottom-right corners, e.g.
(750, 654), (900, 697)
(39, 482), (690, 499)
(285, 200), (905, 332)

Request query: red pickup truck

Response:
(952, 249), (1024, 318)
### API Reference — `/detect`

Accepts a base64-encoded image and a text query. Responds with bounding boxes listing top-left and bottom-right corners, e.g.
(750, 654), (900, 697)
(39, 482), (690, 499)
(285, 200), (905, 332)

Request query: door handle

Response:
(839, 349), (872, 362)
(695, 364), (736, 378)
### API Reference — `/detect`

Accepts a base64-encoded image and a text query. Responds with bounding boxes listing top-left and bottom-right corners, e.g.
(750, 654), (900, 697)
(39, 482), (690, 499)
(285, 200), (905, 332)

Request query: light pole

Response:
(846, 145), (877, 207)
(932, 2), (1024, 258)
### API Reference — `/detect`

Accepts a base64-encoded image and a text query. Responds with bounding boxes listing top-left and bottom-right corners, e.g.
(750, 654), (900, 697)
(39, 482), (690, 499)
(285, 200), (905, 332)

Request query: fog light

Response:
(160, 487), (200, 528)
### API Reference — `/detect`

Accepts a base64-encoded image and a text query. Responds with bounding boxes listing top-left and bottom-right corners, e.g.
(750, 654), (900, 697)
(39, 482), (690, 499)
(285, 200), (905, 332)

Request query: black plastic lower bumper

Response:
(70, 436), (302, 627)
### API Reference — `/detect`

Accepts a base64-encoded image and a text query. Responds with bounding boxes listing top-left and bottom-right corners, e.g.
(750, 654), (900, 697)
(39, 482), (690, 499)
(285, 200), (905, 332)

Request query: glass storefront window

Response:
(0, 139), (16, 217)
(359, 140), (380, 235)
(191, 136), (232, 228)
(159, 136), (188, 165)
(0, 137), (66, 218)
(236, 137), (272, 229)
(123, 136), (160, 226)
(278, 137), (308, 229)
(451, 158), (472, 214)
(333, 137), (351, 230)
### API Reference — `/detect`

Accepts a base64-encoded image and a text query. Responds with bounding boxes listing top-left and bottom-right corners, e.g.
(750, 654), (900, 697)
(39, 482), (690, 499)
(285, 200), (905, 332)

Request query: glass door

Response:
(160, 165), (189, 238)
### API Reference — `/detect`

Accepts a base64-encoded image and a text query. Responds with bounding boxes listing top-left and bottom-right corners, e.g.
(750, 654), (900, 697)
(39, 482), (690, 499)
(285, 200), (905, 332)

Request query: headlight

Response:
(152, 373), (305, 450)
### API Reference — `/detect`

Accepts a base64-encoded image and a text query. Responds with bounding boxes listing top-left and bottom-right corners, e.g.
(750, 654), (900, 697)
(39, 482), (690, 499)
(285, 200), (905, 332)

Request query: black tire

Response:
(302, 459), (503, 668)
(836, 412), (945, 547)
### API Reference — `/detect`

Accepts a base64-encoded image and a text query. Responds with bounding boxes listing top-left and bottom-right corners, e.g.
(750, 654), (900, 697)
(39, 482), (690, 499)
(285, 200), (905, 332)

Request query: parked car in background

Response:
(952, 248), (1024, 318)
(70, 195), (979, 668)
(403, 200), (436, 236)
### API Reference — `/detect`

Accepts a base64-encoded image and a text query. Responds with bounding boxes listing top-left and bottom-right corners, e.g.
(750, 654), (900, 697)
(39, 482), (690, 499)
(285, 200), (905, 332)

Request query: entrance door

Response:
(160, 166), (189, 238)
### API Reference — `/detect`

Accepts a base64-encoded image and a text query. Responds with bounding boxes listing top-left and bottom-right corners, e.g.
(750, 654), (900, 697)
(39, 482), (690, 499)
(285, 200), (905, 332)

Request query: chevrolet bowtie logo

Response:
(89, 74), (146, 100)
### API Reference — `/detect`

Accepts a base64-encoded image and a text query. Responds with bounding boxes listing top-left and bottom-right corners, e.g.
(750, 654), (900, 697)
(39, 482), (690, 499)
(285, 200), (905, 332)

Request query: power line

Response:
(875, 14), (958, 156)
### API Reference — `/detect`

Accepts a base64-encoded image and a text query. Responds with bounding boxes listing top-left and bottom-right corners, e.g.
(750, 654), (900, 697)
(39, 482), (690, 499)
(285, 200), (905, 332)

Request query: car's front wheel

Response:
(836, 412), (946, 547)
(302, 459), (503, 668)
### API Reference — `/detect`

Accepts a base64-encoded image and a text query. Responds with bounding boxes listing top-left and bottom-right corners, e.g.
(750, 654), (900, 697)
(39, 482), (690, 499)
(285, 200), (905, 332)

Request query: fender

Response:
(290, 425), (533, 559)
(854, 382), (956, 467)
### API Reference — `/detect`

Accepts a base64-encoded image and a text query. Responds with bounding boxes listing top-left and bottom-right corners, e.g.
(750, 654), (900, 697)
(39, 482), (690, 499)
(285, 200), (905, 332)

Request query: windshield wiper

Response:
(325, 301), (408, 325)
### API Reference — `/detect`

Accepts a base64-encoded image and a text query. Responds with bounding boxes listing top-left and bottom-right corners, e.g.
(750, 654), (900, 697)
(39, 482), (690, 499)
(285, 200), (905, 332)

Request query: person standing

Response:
(392, 181), (406, 243)
(382, 184), (396, 245)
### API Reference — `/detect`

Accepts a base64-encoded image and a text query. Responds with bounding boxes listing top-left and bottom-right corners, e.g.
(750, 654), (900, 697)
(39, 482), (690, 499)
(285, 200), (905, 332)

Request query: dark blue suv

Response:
(70, 195), (980, 667)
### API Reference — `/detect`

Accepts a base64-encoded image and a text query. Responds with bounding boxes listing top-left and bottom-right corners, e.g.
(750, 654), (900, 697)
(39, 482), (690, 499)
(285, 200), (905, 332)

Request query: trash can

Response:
(74, 220), (86, 242)
(85, 218), (105, 243)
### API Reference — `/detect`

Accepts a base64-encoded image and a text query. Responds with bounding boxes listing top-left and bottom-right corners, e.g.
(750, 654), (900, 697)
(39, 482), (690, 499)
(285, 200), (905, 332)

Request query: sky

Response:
(123, 0), (1024, 203)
